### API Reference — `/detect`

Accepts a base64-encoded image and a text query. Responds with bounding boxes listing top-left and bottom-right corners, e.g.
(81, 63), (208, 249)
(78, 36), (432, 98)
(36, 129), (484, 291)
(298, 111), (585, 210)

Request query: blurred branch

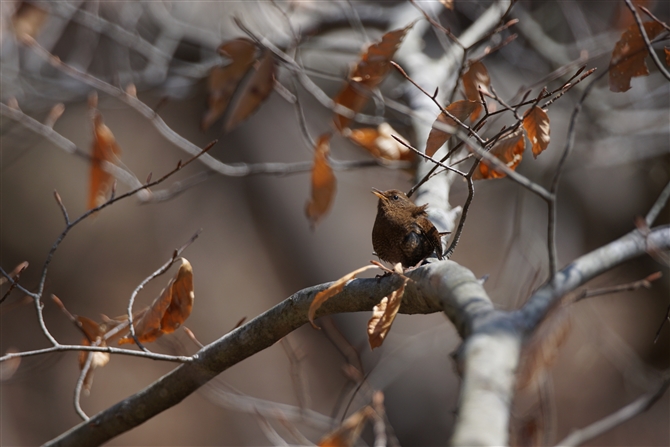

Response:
(555, 371), (670, 447)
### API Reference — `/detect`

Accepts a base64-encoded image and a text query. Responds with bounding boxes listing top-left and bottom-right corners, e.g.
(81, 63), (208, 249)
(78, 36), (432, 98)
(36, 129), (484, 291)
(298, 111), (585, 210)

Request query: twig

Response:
(547, 69), (606, 277)
(0, 344), (192, 364)
(624, 0), (670, 83)
(390, 136), (467, 177)
(654, 305), (670, 344)
(646, 180), (670, 226)
(575, 271), (662, 301)
(444, 172), (474, 259)
(555, 373), (670, 447)
(391, 61), (484, 145)
(409, 0), (463, 48)
(0, 262), (29, 305)
(74, 353), (93, 420)
(640, 6), (670, 33)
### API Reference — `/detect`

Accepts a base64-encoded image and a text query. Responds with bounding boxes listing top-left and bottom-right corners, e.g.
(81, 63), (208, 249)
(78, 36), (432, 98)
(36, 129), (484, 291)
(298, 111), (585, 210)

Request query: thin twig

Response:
(0, 262), (29, 305)
(547, 69), (606, 277)
(0, 344), (193, 363)
(390, 136), (466, 177)
(575, 272), (662, 301)
(391, 61), (484, 145)
(444, 172), (474, 259)
(646, 180), (670, 226)
(654, 305), (670, 344)
(74, 353), (93, 420)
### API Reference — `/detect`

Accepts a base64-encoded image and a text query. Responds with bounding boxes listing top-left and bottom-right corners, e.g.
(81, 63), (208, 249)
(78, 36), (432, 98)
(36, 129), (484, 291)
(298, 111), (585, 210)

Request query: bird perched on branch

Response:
(371, 188), (444, 268)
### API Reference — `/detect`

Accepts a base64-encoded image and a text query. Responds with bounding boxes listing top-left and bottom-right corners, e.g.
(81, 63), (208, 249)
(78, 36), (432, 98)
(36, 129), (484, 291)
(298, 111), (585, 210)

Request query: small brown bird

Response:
(371, 188), (444, 268)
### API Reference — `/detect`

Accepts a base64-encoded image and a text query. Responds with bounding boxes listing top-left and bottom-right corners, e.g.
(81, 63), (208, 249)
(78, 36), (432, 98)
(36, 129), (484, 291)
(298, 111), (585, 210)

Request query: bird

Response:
(371, 188), (444, 268)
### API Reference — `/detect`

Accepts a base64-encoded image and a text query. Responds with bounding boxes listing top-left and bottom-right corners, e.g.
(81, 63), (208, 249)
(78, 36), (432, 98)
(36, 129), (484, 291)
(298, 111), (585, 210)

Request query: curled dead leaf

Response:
(88, 111), (122, 209)
(462, 61), (491, 121)
(346, 123), (413, 161)
(609, 21), (665, 92)
(305, 134), (337, 228)
(522, 106), (550, 158)
(473, 130), (526, 180)
(308, 265), (378, 329)
(333, 25), (413, 130)
(426, 100), (478, 156)
(367, 276), (409, 349)
(118, 258), (195, 345)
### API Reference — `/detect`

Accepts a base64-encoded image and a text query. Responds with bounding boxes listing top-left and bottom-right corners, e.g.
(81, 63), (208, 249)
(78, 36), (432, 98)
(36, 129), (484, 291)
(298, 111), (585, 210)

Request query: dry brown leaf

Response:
(462, 61), (491, 121)
(367, 276), (409, 349)
(609, 21), (665, 92)
(333, 25), (413, 130)
(118, 258), (195, 345)
(305, 134), (337, 227)
(426, 100), (478, 156)
(308, 265), (378, 329)
(346, 123), (413, 161)
(318, 406), (374, 447)
(522, 106), (550, 158)
(12, 3), (48, 39)
(202, 38), (257, 130)
(88, 111), (121, 209)
(516, 306), (572, 390)
(222, 48), (275, 132)
(473, 130), (526, 180)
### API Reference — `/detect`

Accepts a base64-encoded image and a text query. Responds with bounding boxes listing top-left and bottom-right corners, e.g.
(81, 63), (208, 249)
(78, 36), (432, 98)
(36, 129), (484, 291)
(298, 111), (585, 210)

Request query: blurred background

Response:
(1, 1), (668, 445)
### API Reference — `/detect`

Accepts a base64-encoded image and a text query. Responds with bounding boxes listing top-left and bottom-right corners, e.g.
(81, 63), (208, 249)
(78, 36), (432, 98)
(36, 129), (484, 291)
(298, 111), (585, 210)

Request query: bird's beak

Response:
(371, 188), (385, 200)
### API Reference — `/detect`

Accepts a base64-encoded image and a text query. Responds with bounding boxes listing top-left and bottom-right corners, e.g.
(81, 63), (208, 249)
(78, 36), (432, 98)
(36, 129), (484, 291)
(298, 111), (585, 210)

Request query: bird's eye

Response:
(392, 195), (399, 200)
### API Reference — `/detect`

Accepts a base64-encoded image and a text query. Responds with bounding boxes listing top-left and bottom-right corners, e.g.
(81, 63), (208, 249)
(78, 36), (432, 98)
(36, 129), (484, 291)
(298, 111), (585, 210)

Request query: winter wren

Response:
(371, 188), (444, 268)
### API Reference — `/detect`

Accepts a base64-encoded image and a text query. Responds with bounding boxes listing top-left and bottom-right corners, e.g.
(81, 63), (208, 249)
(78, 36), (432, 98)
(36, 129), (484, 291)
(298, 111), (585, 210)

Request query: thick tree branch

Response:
(44, 224), (670, 446)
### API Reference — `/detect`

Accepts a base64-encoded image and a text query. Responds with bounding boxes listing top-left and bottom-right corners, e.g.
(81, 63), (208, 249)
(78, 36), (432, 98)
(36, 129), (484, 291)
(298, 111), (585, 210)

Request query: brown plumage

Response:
(371, 188), (443, 268)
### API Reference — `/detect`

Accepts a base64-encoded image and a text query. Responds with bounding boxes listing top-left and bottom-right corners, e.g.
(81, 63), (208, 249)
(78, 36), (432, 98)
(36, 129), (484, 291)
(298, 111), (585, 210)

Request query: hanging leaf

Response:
(522, 106), (550, 158)
(318, 406), (375, 447)
(308, 265), (378, 329)
(346, 123), (413, 161)
(367, 275), (409, 349)
(426, 100), (478, 156)
(473, 130), (526, 180)
(202, 38), (257, 130)
(609, 21), (665, 92)
(462, 61), (491, 121)
(88, 111), (122, 210)
(305, 134), (337, 228)
(333, 24), (413, 130)
(222, 48), (275, 132)
(119, 259), (195, 345)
